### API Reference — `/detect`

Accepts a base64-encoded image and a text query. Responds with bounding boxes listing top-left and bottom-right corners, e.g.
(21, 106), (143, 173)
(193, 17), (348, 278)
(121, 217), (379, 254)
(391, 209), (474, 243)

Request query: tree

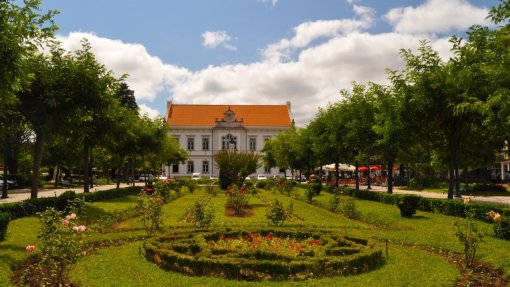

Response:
(0, 0), (57, 198)
(214, 150), (261, 190)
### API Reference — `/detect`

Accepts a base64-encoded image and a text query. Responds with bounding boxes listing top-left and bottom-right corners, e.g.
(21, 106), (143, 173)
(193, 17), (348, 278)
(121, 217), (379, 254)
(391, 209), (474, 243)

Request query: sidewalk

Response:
(364, 185), (510, 206)
(0, 182), (144, 204)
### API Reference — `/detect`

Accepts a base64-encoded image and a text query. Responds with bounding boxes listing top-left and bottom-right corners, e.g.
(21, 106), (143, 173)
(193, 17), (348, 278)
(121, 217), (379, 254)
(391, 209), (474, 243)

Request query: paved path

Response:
(0, 182), (144, 204)
(363, 185), (510, 206)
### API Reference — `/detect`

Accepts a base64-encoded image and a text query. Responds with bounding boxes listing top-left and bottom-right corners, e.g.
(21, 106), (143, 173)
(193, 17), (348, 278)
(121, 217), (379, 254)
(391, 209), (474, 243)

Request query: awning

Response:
(358, 165), (382, 172)
(322, 163), (356, 172)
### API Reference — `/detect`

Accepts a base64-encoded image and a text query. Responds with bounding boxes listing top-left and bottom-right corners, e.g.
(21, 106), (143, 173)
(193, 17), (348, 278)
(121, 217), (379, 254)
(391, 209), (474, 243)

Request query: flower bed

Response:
(144, 228), (384, 281)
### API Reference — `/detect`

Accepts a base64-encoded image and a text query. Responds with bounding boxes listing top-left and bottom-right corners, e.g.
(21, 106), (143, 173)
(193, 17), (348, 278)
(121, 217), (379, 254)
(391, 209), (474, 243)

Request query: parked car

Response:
(139, 174), (154, 181)
(191, 173), (201, 180)
(157, 175), (168, 180)
(257, 174), (267, 180)
(0, 175), (17, 189)
(209, 175), (218, 180)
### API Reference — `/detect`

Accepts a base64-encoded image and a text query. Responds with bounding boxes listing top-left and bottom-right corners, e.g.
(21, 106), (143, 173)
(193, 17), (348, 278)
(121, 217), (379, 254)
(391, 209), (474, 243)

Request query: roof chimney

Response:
(166, 99), (173, 122)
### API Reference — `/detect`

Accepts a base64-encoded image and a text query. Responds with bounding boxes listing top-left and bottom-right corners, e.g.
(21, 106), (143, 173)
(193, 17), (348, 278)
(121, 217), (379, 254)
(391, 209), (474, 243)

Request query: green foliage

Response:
(205, 183), (219, 197)
(329, 193), (340, 213)
(493, 215), (510, 240)
(214, 149), (261, 190)
(454, 208), (486, 267)
(0, 212), (10, 241)
(137, 192), (164, 237)
(185, 198), (215, 228)
(17, 208), (86, 286)
(274, 179), (295, 196)
(340, 196), (360, 219)
(144, 229), (384, 281)
(266, 200), (286, 226)
(396, 195), (421, 217)
(242, 181), (258, 196)
(225, 185), (249, 216)
(309, 174), (322, 195)
(306, 188), (315, 203)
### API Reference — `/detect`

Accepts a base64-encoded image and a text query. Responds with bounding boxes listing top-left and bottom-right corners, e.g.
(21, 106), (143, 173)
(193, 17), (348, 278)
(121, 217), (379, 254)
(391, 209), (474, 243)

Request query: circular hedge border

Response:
(144, 228), (385, 281)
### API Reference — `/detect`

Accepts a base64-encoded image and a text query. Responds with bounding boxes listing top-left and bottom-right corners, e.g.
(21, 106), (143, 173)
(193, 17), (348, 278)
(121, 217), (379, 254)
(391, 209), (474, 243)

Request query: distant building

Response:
(163, 101), (293, 178)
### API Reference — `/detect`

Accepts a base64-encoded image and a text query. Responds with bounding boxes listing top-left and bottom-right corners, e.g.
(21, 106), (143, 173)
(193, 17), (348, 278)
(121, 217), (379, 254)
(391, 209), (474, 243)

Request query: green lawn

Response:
(2, 187), (510, 286)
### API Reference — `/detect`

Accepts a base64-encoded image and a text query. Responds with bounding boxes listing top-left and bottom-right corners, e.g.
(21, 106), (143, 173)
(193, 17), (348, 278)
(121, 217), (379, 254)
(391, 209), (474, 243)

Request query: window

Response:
(187, 137), (194, 151)
(222, 134), (237, 150)
(265, 167), (271, 173)
(202, 161), (209, 173)
(263, 136), (271, 142)
(202, 137), (209, 151)
(187, 161), (194, 173)
(172, 164), (179, 173)
(249, 137), (257, 151)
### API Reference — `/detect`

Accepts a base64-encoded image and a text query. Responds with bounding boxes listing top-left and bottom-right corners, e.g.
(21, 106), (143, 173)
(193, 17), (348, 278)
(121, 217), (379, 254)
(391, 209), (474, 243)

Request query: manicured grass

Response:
(2, 186), (510, 286)
(72, 241), (459, 287)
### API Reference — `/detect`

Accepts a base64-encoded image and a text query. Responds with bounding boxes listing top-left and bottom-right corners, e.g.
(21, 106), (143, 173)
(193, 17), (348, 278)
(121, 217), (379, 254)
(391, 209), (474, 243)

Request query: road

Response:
(365, 184), (510, 206)
(0, 182), (145, 204)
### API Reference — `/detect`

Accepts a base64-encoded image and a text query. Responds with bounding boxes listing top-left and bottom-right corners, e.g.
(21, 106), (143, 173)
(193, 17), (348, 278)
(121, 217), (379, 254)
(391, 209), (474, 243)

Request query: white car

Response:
(139, 174), (154, 181)
(191, 173), (201, 180)
(257, 174), (267, 180)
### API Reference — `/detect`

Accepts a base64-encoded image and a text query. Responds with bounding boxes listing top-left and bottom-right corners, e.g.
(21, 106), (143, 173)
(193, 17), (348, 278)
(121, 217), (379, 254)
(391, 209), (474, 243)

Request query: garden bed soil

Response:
(224, 205), (254, 217)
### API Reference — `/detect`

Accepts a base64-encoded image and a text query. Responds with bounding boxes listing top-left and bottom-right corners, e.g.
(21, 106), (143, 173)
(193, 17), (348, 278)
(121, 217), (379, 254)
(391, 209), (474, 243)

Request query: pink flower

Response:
(63, 219), (70, 226)
(26, 245), (36, 253)
(73, 225), (87, 233)
(66, 213), (77, 220)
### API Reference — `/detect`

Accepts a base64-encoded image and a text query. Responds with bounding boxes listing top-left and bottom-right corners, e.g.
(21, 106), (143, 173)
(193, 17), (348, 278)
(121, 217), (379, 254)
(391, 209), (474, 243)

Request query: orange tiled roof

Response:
(167, 104), (291, 127)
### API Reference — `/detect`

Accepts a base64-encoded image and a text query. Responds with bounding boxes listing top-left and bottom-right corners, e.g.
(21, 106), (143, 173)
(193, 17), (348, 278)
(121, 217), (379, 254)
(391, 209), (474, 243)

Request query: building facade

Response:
(163, 101), (293, 178)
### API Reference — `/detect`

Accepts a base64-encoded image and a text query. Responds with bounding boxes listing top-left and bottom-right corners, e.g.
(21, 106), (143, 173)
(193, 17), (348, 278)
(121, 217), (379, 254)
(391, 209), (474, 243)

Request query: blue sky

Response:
(38, 0), (498, 125)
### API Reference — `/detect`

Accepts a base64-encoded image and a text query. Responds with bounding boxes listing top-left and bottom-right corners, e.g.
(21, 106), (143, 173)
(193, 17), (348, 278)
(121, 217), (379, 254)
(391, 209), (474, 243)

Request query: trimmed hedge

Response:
(0, 211), (10, 241)
(145, 228), (384, 281)
(396, 195), (421, 217)
(343, 188), (510, 222)
(0, 186), (141, 220)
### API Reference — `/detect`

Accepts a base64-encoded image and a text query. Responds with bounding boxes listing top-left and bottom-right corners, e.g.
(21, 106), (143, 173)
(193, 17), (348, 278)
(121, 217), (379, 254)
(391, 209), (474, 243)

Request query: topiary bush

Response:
(0, 211), (10, 241)
(396, 195), (421, 217)
(144, 228), (384, 281)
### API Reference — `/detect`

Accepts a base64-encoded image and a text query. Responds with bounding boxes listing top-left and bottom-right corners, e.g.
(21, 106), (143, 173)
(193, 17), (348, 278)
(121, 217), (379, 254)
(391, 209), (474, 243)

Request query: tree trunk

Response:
(53, 165), (60, 188)
(2, 133), (8, 198)
(387, 159), (394, 194)
(31, 131), (44, 199)
(367, 162), (372, 190)
(83, 140), (90, 193)
(335, 162), (339, 187)
(447, 159), (454, 199)
(355, 161), (359, 191)
(89, 146), (94, 188)
(454, 163), (461, 198)
(131, 156), (135, 187)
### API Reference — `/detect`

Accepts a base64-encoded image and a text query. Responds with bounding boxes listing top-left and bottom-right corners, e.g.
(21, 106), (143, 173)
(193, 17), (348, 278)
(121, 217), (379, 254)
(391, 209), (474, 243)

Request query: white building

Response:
(163, 101), (293, 178)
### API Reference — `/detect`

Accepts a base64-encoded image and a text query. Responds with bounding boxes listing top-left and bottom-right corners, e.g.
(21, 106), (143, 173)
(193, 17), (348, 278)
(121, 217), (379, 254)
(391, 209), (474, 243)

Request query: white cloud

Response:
(385, 0), (490, 34)
(257, 0), (277, 6)
(262, 5), (374, 62)
(202, 30), (237, 50)
(139, 104), (161, 119)
(55, 0), (488, 126)
(57, 32), (190, 102)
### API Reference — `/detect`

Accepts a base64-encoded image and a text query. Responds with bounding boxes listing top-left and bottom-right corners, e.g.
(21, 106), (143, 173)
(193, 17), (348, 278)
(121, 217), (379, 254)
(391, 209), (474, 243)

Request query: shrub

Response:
(17, 208), (87, 286)
(0, 186), (141, 219)
(243, 181), (258, 196)
(454, 208), (485, 267)
(396, 195), (421, 217)
(137, 192), (164, 237)
(340, 196), (359, 219)
(494, 217), (510, 240)
(306, 188), (315, 203)
(185, 198), (215, 228)
(266, 200), (286, 226)
(0, 211), (10, 241)
(469, 183), (507, 193)
(56, 190), (77, 212)
(226, 185), (249, 216)
(205, 183), (219, 197)
(255, 180), (268, 189)
(309, 174), (322, 195)
(329, 194), (340, 212)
